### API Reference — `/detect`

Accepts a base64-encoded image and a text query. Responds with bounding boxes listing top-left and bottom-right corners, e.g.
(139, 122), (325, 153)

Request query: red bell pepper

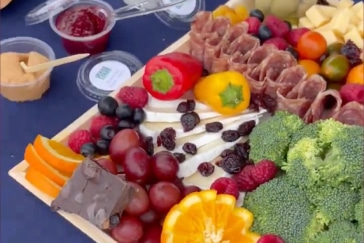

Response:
(142, 52), (203, 100)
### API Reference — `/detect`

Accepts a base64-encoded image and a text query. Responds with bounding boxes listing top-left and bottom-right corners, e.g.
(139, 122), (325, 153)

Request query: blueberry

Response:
(115, 104), (134, 120)
(96, 139), (110, 155)
(249, 9), (264, 22)
(258, 25), (272, 42)
(80, 142), (97, 157)
(98, 96), (118, 117)
(286, 46), (299, 60)
(100, 125), (116, 140)
(284, 20), (292, 31)
(133, 108), (146, 125)
(118, 120), (135, 130)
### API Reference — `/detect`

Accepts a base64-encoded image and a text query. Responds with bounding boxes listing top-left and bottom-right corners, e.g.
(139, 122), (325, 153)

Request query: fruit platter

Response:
(8, 0), (364, 242)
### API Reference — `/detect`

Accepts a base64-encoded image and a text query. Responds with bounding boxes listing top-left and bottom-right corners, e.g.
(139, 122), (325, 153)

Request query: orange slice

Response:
(25, 166), (62, 198)
(161, 190), (261, 243)
(24, 144), (69, 186)
(33, 135), (84, 174)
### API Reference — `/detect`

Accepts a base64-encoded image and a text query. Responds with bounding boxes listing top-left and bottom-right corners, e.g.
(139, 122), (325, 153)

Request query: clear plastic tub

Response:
(0, 37), (56, 102)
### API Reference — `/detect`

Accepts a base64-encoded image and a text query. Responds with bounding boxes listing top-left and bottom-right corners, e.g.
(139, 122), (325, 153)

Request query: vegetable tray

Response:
(8, 0), (252, 241)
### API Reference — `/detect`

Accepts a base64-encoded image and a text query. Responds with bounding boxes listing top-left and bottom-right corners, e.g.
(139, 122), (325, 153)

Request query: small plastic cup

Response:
(0, 37), (56, 102)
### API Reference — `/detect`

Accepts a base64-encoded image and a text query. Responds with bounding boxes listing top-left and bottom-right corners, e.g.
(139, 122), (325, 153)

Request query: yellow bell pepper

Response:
(193, 71), (251, 116)
(212, 5), (234, 19)
(234, 5), (249, 20)
(212, 5), (244, 25)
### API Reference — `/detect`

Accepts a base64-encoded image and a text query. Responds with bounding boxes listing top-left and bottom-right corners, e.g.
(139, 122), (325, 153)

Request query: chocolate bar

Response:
(51, 158), (134, 229)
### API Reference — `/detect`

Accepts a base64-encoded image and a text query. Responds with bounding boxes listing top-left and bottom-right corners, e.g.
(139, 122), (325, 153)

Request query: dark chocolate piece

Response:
(51, 158), (134, 229)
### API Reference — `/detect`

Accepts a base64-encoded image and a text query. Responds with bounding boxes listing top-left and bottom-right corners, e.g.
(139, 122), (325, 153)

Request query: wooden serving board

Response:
(8, 0), (253, 242)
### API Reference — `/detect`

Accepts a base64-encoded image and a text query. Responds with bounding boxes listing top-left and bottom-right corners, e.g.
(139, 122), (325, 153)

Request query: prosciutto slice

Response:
(333, 101), (364, 127)
(276, 92), (312, 117)
(203, 33), (222, 71)
(303, 89), (343, 123)
(245, 65), (266, 94)
(259, 50), (297, 81)
(222, 22), (248, 43)
(189, 32), (205, 63)
(190, 11), (212, 35)
(228, 34), (260, 57)
(228, 52), (249, 73)
(246, 44), (277, 66)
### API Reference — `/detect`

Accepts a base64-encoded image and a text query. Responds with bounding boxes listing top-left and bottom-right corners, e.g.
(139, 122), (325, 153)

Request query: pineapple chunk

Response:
(344, 29), (364, 49)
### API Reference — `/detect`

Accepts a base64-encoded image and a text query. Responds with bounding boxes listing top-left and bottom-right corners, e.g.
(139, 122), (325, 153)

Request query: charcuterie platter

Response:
(8, 0), (364, 242)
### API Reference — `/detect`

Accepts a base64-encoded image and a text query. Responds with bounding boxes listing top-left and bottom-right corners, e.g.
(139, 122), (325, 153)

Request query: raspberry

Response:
(210, 177), (239, 200)
(264, 37), (289, 51)
(339, 84), (364, 105)
(117, 86), (149, 108)
(251, 159), (278, 185)
(245, 17), (261, 35)
(89, 115), (118, 139)
(68, 129), (93, 153)
(285, 28), (310, 47)
(258, 234), (285, 243)
(264, 15), (290, 38)
(232, 165), (258, 192)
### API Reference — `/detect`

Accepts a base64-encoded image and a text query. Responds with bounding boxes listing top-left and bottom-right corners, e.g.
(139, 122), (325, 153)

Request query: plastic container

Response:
(76, 50), (143, 102)
(26, 0), (116, 55)
(0, 37), (56, 102)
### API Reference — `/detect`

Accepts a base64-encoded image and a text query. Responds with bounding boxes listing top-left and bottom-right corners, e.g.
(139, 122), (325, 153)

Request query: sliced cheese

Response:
(316, 29), (343, 45)
(344, 29), (364, 49)
(299, 16), (315, 29)
(351, 1), (363, 16)
(329, 8), (352, 35)
(336, 0), (354, 9)
(316, 5), (338, 18)
(305, 5), (330, 27)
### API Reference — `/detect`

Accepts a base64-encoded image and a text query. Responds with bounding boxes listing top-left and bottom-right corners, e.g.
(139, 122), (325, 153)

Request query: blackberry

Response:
(340, 40), (363, 67)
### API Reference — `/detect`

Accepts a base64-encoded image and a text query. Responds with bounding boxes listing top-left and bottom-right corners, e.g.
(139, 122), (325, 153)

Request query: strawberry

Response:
(117, 86), (149, 108)
(251, 159), (278, 185)
(232, 165), (258, 192)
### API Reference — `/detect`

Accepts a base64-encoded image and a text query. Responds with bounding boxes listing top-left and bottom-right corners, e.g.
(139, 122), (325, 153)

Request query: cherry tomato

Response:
(297, 31), (327, 60)
(321, 54), (350, 83)
(298, 59), (321, 77)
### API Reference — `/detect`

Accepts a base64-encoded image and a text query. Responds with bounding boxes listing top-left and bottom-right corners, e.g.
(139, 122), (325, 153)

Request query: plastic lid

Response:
(25, 0), (77, 25)
(76, 51), (143, 102)
(154, 0), (205, 30)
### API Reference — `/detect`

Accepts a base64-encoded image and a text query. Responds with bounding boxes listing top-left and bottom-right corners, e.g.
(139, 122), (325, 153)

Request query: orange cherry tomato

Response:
(298, 59), (321, 77)
(297, 31), (327, 61)
(346, 63), (364, 85)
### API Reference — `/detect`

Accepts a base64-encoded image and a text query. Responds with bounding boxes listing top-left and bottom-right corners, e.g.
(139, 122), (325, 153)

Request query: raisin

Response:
(181, 112), (200, 132)
(340, 40), (362, 67)
(182, 142), (197, 155)
(173, 152), (186, 163)
(186, 100), (196, 112)
(157, 128), (176, 151)
(221, 130), (241, 142)
(221, 154), (244, 174)
(177, 101), (188, 113)
(197, 162), (215, 177)
(237, 120), (256, 136)
(144, 136), (154, 156)
(220, 149), (236, 158)
(234, 142), (250, 161)
(205, 122), (223, 132)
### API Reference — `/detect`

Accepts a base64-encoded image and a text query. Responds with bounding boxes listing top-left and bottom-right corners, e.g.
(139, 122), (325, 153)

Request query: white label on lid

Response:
(89, 61), (131, 91)
(164, 0), (196, 16)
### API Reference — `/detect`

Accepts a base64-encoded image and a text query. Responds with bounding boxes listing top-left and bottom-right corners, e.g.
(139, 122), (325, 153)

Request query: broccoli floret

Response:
(289, 121), (320, 149)
(354, 191), (363, 230)
(243, 176), (313, 243)
(312, 221), (362, 243)
(249, 111), (304, 167)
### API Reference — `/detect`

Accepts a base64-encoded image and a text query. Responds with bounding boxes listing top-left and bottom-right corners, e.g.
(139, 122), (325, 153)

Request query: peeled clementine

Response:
(346, 63), (364, 85)
(33, 135), (84, 174)
(298, 59), (321, 77)
(25, 166), (62, 198)
(161, 190), (260, 243)
(24, 144), (69, 186)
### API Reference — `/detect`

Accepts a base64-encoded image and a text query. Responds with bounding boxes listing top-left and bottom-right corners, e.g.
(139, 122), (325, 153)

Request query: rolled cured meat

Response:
(246, 44), (277, 66)
(303, 89), (343, 123)
(189, 32), (206, 63)
(276, 92), (311, 118)
(203, 34), (223, 71)
(222, 22), (249, 43)
(190, 11), (213, 37)
(228, 52), (249, 73)
(259, 50), (297, 81)
(332, 101), (364, 127)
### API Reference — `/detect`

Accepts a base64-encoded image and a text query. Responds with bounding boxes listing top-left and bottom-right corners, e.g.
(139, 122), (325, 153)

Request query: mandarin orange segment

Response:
(224, 208), (255, 236)
(33, 135), (84, 173)
(214, 194), (236, 230)
(25, 166), (62, 198)
(177, 192), (206, 230)
(24, 144), (69, 186)
(199, 190), (217, 224)
(163, 205), (203, 234)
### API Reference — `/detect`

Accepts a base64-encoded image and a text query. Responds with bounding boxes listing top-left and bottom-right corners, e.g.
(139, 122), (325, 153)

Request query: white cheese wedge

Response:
(305, 5), (330, 27)
(147, 96), (211, 111)
(329, 8), (352, 35)
(316, 5), (338, 18)
(298, 16), (315, 29)
(344, 29), (364, 49)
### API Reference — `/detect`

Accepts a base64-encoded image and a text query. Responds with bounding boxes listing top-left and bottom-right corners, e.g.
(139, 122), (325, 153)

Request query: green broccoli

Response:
(312, 221), (363, 243)
(354, 191), (363, 229)
(249, 111), (304, 167)
(289, 121), (320, 149)
(243, 176), (313, 243)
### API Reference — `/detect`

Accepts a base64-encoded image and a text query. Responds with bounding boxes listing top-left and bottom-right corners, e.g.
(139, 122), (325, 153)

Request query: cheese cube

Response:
(346, 24), (357, 33)
(337, 0), (354, 9)
(327, 0), (340, 7)
(316, 30), (343, 45)
(329, 8), (352, 35)
(298, 17), (315, 29)
(357, 8), (363, 20)
(351, 1), (363, 16)
(316, 5), (338, 18)
(315, 23), (332, 32)
(305, 5), (330, 27)
(344, 29), (364, 49)
(350, 15), (361, 25)
(358, 22), (364, 37)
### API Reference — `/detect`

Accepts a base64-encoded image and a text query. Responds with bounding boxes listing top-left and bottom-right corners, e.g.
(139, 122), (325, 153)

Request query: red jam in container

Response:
(26, 0), (116, 54)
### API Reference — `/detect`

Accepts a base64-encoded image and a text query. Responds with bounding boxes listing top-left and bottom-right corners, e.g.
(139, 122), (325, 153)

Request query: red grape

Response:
(109, 129), (140, 165)
(139, 208), (160, 225)
(139, 224), (162, 243)
(122, 147), (152, 184)
(95, 158), (117, 174)
(149, 181), (181, 213)
(150, 151), (179, 182)
(125, 182), (150, 216)
(111, 215), (143, 243)
(181, 185), (201, 197)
